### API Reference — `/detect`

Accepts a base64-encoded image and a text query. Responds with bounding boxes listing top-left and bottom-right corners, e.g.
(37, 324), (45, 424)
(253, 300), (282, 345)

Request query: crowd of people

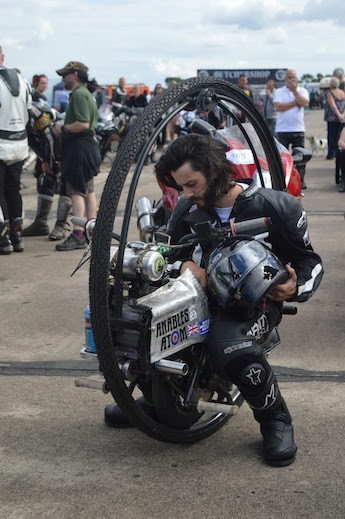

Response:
(0, 46), (344, 257)
(240, 68), (345, 191)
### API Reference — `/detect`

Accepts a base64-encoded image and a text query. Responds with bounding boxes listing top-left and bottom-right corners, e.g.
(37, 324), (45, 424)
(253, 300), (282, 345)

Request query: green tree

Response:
(301, 73), (314, 83)
(165, 77), (183, 86)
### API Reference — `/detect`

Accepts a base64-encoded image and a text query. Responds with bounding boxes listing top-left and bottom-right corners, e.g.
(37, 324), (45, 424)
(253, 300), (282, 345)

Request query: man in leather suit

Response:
(0, 45), (32, 254)
(105, 133), (324, 467)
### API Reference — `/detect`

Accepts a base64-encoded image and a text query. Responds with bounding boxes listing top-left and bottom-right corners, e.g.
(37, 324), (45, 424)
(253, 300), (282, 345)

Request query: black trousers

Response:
(0, 160), (24, 220)
(275, 132), (306, 179)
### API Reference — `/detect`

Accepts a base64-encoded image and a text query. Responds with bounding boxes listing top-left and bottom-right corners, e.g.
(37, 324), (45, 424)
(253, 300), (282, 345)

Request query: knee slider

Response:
(37, 173), (56, 197)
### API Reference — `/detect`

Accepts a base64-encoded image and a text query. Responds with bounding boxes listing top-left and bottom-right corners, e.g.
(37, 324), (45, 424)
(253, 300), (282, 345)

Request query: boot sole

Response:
(55, 244), (86, 251)
(104, 417), (133, 428)
(49, 236), (65, 241)
(265, 454), (296, 467)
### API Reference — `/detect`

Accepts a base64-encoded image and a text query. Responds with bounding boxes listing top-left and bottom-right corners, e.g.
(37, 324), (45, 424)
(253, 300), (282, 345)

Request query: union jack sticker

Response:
(188, 322), (200, 336)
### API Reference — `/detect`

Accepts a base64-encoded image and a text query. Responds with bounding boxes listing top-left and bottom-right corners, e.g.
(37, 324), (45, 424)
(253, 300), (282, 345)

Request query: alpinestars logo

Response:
(263, 383), (276, 409)
(246, 367), (262, 385)
(297, 210), (307, 229)
(246, 314), (269, 340)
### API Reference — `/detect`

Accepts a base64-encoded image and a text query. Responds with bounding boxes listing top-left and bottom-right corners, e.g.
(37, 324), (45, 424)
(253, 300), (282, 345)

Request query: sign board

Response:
(197, 69), (287, 86)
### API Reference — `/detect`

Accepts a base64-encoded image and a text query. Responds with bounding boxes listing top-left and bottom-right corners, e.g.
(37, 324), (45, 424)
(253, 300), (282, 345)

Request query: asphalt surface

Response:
(1, 109), (345, 519)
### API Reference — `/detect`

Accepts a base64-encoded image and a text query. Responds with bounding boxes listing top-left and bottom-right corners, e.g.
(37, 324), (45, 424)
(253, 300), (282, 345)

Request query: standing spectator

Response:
(126, 84), (148, 108)
(30, 74), (49, 180)
(237, 73), (254, 123)
(150, 83), (166, 148)
(0, 45), (32, 254)
(111, 77), (127, 109)
(22, 73), (56, 239)
(261, 79), (277, 133)
(32, 74), (48, 102)
(54, 61), (101, 251)
(324, 76), (345, 160)
(95, 84), (105, 109)
(333, 67), (345, 91)
(58, 88), (69, 113)
(274, 69), (309, 189)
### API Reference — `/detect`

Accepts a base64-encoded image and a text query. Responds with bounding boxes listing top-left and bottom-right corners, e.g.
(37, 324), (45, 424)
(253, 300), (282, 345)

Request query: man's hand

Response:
(181, 261), (207, 291)
(54, 124), (63, 136)
(267, 264), (297, 301)
(286, 77), (298, 93)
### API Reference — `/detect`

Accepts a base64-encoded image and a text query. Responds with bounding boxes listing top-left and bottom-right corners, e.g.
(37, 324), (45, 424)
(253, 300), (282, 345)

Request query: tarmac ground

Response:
(1, 108), (345, 519)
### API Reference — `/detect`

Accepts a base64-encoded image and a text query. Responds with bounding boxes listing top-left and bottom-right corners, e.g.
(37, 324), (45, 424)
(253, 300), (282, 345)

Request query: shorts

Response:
(66, 178), (94, 198)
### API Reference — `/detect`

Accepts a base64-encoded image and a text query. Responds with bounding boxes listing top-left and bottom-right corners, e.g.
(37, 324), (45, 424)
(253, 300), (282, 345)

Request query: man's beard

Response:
(192, 177), (225, 207)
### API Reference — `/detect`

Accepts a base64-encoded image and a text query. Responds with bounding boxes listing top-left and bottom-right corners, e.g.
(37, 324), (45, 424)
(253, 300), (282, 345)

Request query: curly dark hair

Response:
(154, 133), (236, 202)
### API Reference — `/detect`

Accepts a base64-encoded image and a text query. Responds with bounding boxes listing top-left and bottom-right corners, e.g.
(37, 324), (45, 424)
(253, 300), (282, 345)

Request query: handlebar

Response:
(175, 217), (271, 247)
(230, 217), (271, 235)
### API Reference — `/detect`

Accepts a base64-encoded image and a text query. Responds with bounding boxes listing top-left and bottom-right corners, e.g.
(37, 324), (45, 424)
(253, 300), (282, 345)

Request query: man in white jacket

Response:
(0, 45), (32, 254)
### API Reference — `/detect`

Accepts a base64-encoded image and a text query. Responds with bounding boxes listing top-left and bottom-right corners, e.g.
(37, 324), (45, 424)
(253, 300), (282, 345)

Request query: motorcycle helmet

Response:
(206, 239), (289, 319)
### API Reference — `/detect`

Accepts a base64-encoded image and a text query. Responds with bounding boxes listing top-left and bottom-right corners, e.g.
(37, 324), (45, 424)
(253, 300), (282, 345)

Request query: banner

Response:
(197, 69), (287, 85)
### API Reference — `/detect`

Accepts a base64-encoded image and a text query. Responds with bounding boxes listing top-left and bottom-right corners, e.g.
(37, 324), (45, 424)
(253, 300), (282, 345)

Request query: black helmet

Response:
(206, 239), (289, 319)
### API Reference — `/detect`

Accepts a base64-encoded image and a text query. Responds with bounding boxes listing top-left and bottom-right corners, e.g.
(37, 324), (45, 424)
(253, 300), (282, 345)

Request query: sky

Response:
(1, 0), (345, 98)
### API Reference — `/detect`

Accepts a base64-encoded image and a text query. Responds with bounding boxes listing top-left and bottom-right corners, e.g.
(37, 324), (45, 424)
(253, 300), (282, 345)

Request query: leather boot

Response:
(338, 174), (345, 193)
(104, 396), (158, 428)
(251, 379), (297, 467)
(22, 195), (53, 236)
(232, 356), (297, 466)
(10, 217), (24, 252)
(0, 221), (14, 254)
(48, 195), (72, 241)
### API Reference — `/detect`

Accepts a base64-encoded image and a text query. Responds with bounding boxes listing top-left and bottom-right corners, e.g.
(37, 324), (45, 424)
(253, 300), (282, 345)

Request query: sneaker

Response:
(55, 233), (86, 251)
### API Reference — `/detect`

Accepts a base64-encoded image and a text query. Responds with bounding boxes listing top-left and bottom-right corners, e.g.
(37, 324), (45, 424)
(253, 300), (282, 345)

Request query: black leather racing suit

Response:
(166, 179), (324, 420)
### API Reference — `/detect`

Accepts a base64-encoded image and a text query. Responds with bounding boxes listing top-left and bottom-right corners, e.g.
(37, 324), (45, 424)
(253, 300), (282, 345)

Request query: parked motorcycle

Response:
(95, 104), (117, 162)
(77, 78), (306, 443)
(158, 117), (311, 216)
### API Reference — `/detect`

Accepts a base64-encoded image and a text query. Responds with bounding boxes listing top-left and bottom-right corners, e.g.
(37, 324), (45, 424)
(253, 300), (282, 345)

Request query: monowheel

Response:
(89, 77), (286, 444)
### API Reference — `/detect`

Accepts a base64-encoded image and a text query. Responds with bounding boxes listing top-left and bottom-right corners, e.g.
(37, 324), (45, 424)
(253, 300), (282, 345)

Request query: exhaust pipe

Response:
(154, 359), (189, 376)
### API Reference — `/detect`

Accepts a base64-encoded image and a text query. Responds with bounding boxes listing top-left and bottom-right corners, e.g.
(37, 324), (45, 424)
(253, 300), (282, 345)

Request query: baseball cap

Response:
(56, 61), (88, 76)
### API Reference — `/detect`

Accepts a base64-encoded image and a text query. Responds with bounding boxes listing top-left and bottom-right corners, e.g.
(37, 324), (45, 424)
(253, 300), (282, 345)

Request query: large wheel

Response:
(89, 77), (285, 443)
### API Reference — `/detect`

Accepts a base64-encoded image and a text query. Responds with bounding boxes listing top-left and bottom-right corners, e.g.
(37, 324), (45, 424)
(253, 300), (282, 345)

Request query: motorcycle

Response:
(157, 116), (311, 218)
(76, 78), (305, 443)
(95, 104), (117, 162)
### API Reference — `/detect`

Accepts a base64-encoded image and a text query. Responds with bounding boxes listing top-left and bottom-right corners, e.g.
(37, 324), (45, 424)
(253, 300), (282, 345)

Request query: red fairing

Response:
(158, 135), (301, 213)
(223, 137), (301, 197)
